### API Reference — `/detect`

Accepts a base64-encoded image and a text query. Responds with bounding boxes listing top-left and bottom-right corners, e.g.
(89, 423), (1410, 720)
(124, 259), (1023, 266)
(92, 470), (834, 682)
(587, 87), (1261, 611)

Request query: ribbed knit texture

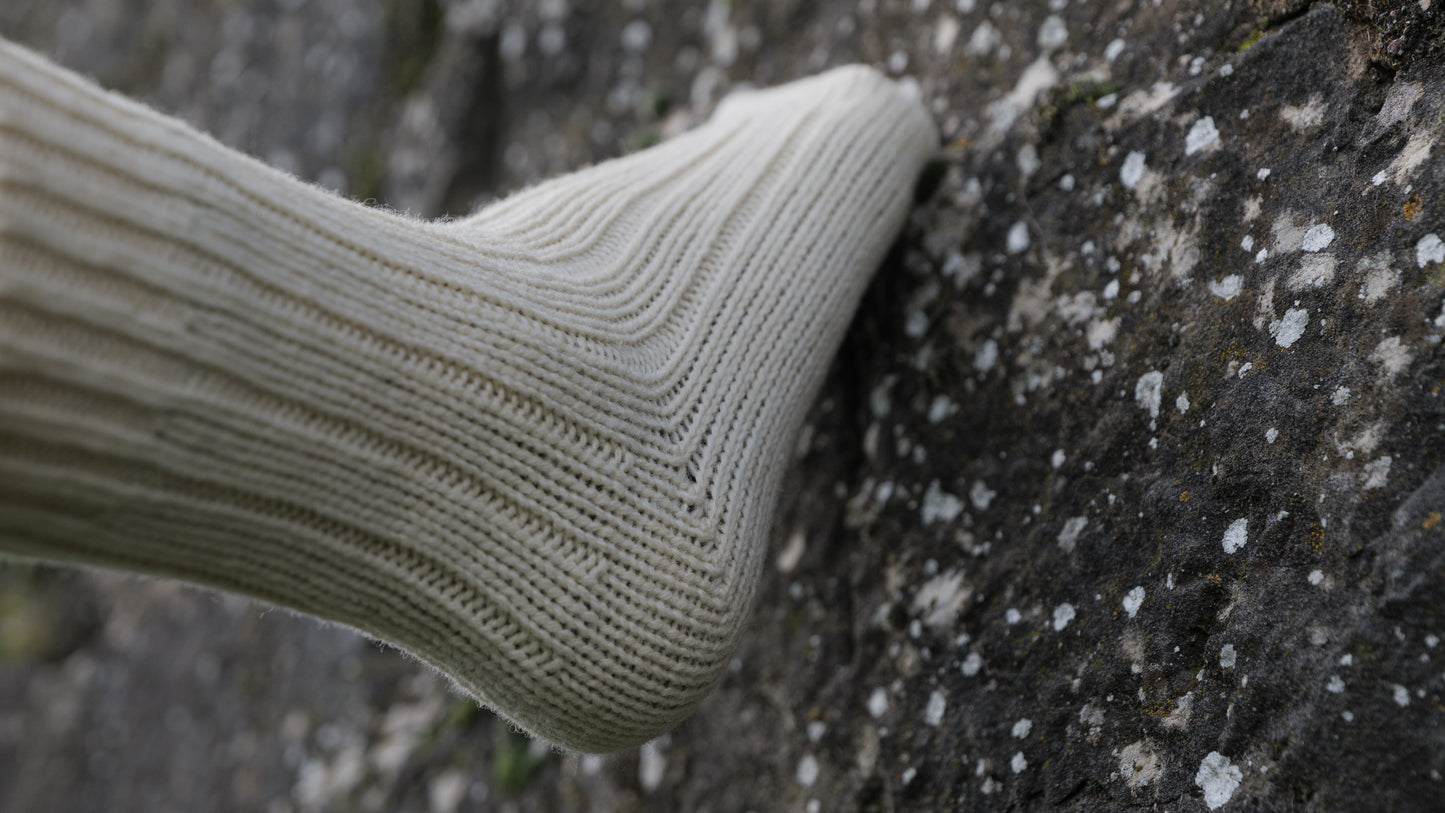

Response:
(0, 39), (936, 752)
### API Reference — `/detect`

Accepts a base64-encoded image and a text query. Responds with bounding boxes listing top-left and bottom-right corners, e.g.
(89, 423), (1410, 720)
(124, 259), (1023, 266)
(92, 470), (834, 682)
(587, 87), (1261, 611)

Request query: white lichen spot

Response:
(1162, 221), (1200, 280)
(1244, 196), (1263, 221)
(1271, 211), (1308, 253)
(1308, 569), (1324, 586)
(1037, 14), (1068, 50)
(1362, 456), (1392, 490)
(1280, 94), (1326, 132)
(925, 690), (947, 726)
(913, 569), (970, 629)
(1011, 752), (1028, 774)
(921, 480), (964, 524)
(1302, 223), (1336, 252)
(1115, 83), (1184, 127)
(961, 651), (984, 676)
(776, 529), (807, 573)
(875, 481), (896, 505)
(1392, 684), (1410, 707)
(1222, 518), (1249, 555)
(1185, 116), (1220, 156)
(1359, 252), (1399, 302)
(427, 769), (468, 813)
(1271, 307), (1309, 348)
(1051, 449), (1066, 468)
(1105, 38), (1126, 62)
(1373, 169), (1389, 186)
(1289, 254), (1336, 289)
(988, 56), (1059, 133)
(1012, 718), (1033, 738)
(943, 251), (982, 288)
(1052, 602), (1076, 631)
(1376, 81), (1423, 129)
(1005, 607), (1022, 624)
(1120, 151), (1148, 189)
(975, 338), (999, 373)
(1135, 371), (1164, 423)
(970, 479), (997, 510)
(1257, 167), (1271, 180)
(1331, 386), (1352, 405)
(1195, 752), (1243, 810)
(1370, 336), (1412, 380)
(639, 740), (667, 792)
(1057, 291), (1101, 326)
(928, 395), (958, 423)
(1058, 516), (1088, 552)
(1177, 393), (1191, 414)
(796, 754), (819, 787)
(620, 19), (653, 53)
(1006, 221), (1031, 254)
(1388, 132), (1433, 183)
(934, 14), (961, 54)
(1266, 428), (1279, 444)
(1241, 235), (1255, 252)
(869, 375), (897, 417)
(966, 18), (999, 54)
(1327, 675), (1345, 693)
(1209, 275), (1243, 301)
(1418, 234), (1445, 268)
(806, 721), (827, 742)
(1119, 740), (1164, 789)
(1087, 318), (1119, 350)
(904, 308), (930, 338)
(1163, 692), (1194, 730)
(1103, 278), (1120, 300)
(1220, 644), (1238, 669)
(867, 687), (889, 718)
(1016, 143), (1041, 177)
(1123, 586), (1146, 619)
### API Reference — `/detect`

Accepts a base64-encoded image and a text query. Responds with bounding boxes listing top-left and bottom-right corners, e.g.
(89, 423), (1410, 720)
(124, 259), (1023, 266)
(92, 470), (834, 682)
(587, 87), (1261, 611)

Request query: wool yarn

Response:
(0, 38), (935, 752)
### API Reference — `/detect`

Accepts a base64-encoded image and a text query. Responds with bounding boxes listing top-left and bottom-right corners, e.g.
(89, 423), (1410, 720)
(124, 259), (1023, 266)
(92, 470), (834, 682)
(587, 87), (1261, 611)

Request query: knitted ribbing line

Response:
(0, 38), (936, 752)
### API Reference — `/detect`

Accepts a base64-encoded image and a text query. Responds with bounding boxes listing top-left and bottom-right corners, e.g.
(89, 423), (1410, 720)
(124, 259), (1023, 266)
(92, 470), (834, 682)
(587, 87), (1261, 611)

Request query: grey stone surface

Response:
(2, 0), (1443, 811)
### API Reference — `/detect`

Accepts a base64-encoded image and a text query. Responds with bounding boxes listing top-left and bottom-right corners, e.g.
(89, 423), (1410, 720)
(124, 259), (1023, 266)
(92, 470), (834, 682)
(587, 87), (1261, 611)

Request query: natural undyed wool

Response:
(0, 38), (936, 752)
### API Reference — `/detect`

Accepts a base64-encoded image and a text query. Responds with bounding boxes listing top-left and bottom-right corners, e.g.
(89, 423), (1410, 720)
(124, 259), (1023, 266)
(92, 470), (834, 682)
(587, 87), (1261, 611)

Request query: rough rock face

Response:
(1, 1), (1442, 811)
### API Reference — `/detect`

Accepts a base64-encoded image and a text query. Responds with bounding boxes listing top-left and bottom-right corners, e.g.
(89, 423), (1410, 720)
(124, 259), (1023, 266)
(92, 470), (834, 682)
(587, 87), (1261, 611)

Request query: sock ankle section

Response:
(0, 38), (936, 751)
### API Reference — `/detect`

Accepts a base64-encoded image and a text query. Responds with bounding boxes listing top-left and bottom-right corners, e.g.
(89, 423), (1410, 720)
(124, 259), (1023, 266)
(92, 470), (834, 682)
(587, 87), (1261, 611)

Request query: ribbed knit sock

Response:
(0, 38), (935, 752)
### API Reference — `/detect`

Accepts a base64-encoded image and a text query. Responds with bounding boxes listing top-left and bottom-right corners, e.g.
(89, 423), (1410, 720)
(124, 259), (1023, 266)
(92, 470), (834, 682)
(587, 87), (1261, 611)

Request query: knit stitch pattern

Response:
(0, 39), (936, 752)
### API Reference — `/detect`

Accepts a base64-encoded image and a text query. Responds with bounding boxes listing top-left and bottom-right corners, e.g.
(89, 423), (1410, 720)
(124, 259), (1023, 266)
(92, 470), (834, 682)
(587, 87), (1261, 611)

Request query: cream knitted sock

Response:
(0, 39), (935, 752)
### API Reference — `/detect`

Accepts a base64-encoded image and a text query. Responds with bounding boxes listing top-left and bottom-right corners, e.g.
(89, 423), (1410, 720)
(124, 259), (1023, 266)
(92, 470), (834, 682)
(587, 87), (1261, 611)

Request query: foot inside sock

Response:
(0, 45), (936, 752)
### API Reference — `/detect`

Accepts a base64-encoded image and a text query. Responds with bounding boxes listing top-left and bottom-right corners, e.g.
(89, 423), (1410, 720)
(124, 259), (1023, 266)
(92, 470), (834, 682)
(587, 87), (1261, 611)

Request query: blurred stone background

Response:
(1, 0), (1443, 810)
